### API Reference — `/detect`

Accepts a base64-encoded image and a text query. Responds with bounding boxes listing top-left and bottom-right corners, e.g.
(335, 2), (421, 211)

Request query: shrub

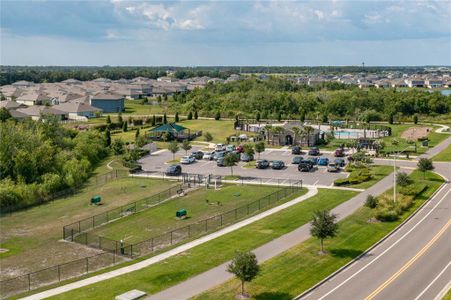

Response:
(396, 172), (413, 187)
(334, 178), (349, 186)
(365, 194), (377, 209)
(398, 183), (427, 196)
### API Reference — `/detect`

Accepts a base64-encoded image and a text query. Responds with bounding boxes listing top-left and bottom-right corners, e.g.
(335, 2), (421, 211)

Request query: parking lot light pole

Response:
(393, 146), (414, 203)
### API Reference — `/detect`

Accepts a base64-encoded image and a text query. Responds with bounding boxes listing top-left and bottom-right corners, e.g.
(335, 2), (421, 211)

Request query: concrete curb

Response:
(293, 180), (447, 300)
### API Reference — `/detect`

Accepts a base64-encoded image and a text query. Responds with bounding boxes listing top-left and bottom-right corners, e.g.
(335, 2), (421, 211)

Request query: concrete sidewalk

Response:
(145, 171), (399, 300)
(20, 188), (318, 300)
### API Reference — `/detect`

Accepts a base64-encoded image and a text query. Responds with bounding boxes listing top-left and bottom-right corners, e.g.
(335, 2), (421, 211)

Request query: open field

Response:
(0, 171), (178, 279)
(193, 171), (444, 299)
(40, 189), (357, 300)
(433, 145), (451, 162)
(90, 185), (284, 244)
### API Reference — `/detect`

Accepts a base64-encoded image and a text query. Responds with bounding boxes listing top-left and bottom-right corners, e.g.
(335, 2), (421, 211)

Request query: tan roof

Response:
(53, 102), (101, 113)
(91, 93), (124, 100)
(17, 106), (67, 116)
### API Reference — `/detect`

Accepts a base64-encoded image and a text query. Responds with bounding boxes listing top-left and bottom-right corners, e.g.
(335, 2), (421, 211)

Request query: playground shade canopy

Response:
(150, 123), (188, 133)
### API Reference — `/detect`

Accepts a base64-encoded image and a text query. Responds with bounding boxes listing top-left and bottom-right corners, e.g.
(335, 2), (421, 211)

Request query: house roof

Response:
(150, 123), (188, 133)
(91, 93), (124, 100)
(17, 106), (67, 116)
(0, 100), (27, 110)
(9, 109), (30, 119)
(53, 102), (102, 113)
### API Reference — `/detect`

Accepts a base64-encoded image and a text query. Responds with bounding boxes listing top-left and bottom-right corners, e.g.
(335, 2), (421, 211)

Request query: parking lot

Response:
(138, 147), (348, 186)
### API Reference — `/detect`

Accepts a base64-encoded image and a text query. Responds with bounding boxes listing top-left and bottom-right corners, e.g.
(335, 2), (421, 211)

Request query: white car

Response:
(180, 156), (195, 164)
(215, 144), (226, 151)
(203, 151), (216, 160)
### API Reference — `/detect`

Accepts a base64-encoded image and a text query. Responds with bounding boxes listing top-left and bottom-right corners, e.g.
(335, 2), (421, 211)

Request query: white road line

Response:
(433, 280), (451, 300)
(313, 186), (450, 300)
(414, 261), (451, 300)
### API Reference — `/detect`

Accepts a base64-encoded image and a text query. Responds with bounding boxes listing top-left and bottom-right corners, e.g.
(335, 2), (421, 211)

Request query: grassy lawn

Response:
(178, 119), (251, 144)
(194, 171), (444, 299)
(433, 145), (451, 162)
(0, 158), (178, 278)
(90, 185), (284, 244)
(121, 100), (167, 116)
(44, 189), (357, 300)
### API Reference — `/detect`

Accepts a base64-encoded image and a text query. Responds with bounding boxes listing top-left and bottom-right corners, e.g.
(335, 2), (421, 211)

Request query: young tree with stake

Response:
(227, 251), (260, 298)
(224, 152), (239, 176)
(417, 158), (434, 179)
(254, 141), (265, 159)
(310, 210), (338, 254)
(181, 140), (192, 155)
(168, 141), (179, 161)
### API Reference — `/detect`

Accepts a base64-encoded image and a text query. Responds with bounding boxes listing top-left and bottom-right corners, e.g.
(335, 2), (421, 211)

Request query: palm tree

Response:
(264, 124), (273, 144)
(291, 126), (302, 145)
(273, 126), (285, 145)
(304, 126), (314, 147)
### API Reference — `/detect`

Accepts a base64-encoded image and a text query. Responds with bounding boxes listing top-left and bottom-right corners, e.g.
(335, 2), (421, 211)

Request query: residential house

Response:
(89, 93), (125, 113)
(16, 92), (50, 106)
(53, 102), (102, 119)
(17, 106), (68, 121)
(425, 79), (443, 88)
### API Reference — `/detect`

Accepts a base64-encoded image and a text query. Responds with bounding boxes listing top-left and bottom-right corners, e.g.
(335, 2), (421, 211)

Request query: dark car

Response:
(217, 157), (225, 167)
(191, 151), (204, 159)
(166, 164), (182, 176)
(334, 158), (346, 167)
(271, 160), (285, 170)
(240, 153), (254, 162)
(318, 157), (329, 166)
(334, 148), (345, 157)
(256, 159), (270, 169)
(292, 156), (303, 164)
(307, 157), (319, 165)
(291, 146), (302, 155)
(298, 160), (314, 172)
(308, 147), (320, 156)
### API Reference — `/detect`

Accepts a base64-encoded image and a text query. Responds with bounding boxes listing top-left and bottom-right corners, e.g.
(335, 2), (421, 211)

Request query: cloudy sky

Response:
(1, 0), (450, 66)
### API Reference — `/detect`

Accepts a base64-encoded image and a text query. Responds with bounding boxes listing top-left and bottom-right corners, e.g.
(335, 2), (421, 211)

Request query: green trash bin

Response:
(91, 196), (101, 205)
(176, 209), (187, 218)
(422, 140), (429, 147)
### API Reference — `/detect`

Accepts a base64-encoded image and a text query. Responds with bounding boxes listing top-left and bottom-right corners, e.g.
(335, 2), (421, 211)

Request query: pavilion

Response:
(148, 123), (199, 141)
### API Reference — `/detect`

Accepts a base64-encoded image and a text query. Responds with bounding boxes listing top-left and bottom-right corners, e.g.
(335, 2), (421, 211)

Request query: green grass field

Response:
(433, 144), (451, 162)
(0, 156), (178, 277)
(194, 171), (444, 299)
(90, 185), (286, 244)
(44, 189), (357, 300)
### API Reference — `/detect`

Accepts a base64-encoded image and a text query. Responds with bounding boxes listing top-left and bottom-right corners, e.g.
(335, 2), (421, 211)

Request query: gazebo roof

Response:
(150, 123), (188, 133)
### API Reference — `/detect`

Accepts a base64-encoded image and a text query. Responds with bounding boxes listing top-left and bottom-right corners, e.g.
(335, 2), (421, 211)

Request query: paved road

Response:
(297, 137), (451, 300)
(139, 147), (347, 186)
(145, 169), (407, 300)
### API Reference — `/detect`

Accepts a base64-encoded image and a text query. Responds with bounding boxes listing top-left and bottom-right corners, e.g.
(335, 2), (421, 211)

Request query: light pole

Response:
(393, 145), (414, 203)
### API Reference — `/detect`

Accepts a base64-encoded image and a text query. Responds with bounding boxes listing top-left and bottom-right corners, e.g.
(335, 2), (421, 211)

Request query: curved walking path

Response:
(20, 187), (318, 300)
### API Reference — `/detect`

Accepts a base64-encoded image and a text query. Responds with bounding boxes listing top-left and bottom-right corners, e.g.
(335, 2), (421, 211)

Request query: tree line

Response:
(166, 78), (449, 121)
(0, 117), (109, 211)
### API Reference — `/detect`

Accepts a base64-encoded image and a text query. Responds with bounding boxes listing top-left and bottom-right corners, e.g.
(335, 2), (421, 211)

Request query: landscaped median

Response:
(192, 170), (443, 299)
(433, 144), (451, 162)
(334, 164), (392, 189)
(16, 189), (357, 300)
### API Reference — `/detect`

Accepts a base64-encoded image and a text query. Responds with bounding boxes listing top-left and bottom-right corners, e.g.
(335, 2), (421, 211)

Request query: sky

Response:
(1, 0), (450, 66)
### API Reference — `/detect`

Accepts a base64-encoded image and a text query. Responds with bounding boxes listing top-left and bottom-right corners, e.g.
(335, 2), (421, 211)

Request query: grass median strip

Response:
(40, 189), (356, 300)
(433, 144), (451, 162)
(193, 171), (443, 300)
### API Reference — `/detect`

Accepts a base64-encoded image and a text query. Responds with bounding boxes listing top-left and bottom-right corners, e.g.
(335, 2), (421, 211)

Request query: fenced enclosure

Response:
(63, 184), (184, 240)
(70, 182), (302, 258)
(0, 252), (126, 299)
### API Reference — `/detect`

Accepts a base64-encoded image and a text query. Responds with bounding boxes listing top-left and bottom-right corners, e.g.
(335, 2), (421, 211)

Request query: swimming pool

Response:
(326, 129), (387, 139)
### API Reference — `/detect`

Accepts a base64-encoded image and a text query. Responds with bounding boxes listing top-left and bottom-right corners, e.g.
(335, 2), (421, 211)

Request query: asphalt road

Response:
(298, 136), (451, 300)
(138, 147), (347, 186)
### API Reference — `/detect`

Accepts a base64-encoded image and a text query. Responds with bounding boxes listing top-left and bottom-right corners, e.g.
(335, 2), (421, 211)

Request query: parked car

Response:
(216, 157), (225, 167)
(256, 159), (270, 169)
(327, 163), (340, 172)
(271, 160), (285, 170)
(180, 156), (195, 164)
(203, 151), (215, 160)
(318, 157), (329, 166)
(298, 160), (314, 172)
(308, 147), (320, 156)
(236, 145), (244, 153)
(334, 148), (345, 157)
(334, 158), (346, 167)
(166, 164), (182, 176)
(292, 156), (303, 164)
(213, 151), (226, 161)
(291, 146), (302, 155)
(215, 144), (226, 151)
(240, 153), (254, 162)
(307, 157), (319, 165)
(225, 144), (236, 152)
(191, 151), (204, 160)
